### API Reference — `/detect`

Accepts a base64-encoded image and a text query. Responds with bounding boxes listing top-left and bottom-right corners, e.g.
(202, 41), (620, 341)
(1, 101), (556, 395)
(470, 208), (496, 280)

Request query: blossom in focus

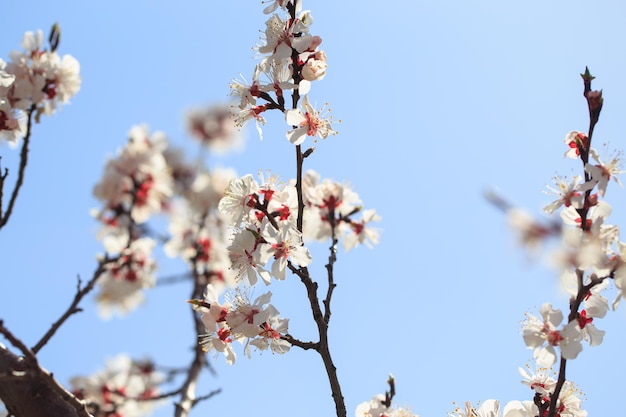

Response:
(578, 148), (624, 197)
(218, 174), (260, 225)
(449, 399), (539, 417)
(560, 200), (611, 233)
(234, 105), (267, 140)
(262, 0), (289, 14)
(301, 50), (327, 81)
(227, 228), (272, 286)
(518, 366), (556, 397)
(285, 96), (337, 145)
(248, 304), (291, 354)
(563, 131), (588, 159)
(543, 175), (583, 214)
(193, 286), (290, 364)
(559, 269), (607, 346)
(451, 399), (502, 417)
(355, 395), (390, 417)
(260, 219), (312, 280)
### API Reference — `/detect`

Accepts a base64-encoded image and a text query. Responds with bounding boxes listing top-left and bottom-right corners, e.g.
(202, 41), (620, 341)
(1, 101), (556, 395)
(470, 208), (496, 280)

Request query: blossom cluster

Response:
(189, 284), (290, 365)
(498, 75), (623, 416)
(230, 0), (336, 143)
(0, 26), (80, 144)
(70, 354), (165, 417)
(172, 0), (383, 376)
(218, 169), (380, 288)
(448, 367), (586, 417)
(92, 125), (173, 317)
(92, 111), (244, 315)
(510, 129), (625, 370)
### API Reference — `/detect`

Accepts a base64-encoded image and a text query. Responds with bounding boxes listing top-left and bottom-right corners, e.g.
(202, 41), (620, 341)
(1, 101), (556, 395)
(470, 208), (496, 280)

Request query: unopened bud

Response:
(580, 66), (595, 95)
(586, 89), (603, 123)
(49, 23), (61, 53)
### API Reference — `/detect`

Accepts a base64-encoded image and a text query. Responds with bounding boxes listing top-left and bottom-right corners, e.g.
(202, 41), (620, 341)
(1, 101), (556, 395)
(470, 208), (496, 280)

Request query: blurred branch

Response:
(156, 272), (194, 287)
(174, 260), (217, 417)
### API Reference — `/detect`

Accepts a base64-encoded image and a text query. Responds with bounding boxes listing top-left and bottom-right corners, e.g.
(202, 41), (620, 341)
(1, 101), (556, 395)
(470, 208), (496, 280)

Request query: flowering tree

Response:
(0, 2), (624, 417)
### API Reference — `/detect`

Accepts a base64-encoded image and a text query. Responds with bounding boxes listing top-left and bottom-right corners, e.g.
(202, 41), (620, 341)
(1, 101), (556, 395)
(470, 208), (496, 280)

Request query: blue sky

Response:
(2, 1), (626, 416)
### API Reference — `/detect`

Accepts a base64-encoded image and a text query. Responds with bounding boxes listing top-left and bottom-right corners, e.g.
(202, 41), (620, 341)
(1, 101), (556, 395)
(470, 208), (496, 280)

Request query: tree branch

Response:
(0, 106), (36, 231)
(32, 257), (115, 354)
(0, 322), (91, 417)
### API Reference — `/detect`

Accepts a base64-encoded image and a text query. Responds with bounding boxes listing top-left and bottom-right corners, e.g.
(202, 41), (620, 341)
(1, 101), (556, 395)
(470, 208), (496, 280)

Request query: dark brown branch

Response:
(290, 260), (346, 417)
(323, 223), (339, 324)
(381, 374), (396, 408)
(0, 322), (91, 417)
(282, 334), (319, 351)
(0, 106), (36, 230)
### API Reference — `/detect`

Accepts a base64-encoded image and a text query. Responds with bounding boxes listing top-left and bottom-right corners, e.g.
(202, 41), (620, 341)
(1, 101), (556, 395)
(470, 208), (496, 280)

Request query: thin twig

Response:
(31, 257), (115, 354)
(0, 105), (36, 230)
(192, 388), (222, 406)
(323, 231), (339, 324)
(282, 334), (319, 351)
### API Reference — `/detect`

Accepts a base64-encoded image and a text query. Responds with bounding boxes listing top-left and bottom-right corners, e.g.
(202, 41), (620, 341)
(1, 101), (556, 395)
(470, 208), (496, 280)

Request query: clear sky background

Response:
(2, 1), (626, 417)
